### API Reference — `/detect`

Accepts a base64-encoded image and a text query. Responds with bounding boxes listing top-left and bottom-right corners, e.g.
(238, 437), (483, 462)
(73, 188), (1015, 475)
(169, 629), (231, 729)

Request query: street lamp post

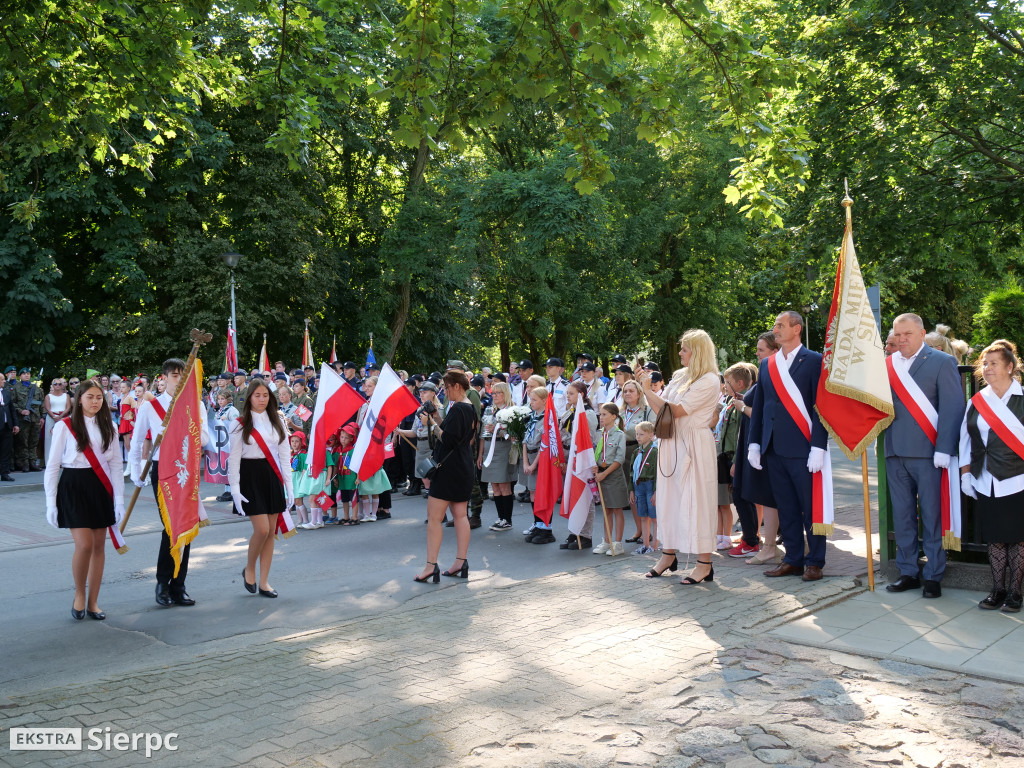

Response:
(220, 251), (242, 343)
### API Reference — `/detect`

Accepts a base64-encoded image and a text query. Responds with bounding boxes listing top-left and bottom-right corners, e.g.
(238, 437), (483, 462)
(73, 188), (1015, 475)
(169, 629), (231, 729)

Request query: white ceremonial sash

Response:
(976, 386), (1024, 454)
(890, 358), (939, 430)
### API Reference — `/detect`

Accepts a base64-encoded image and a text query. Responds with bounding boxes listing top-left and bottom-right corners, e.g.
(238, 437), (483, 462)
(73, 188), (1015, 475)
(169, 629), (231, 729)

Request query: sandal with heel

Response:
(646, 554), (678, 578)
(680, 559), (714, 585)
(443, 557), (469, 579)
(414, 563), (441, 583)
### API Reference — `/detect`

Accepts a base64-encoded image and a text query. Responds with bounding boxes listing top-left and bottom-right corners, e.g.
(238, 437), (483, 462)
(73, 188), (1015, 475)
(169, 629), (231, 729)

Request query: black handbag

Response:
(717, 451), (735, 485)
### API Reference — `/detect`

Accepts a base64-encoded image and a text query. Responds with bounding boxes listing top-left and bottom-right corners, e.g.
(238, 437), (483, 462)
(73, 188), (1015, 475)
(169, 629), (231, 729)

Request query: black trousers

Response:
(150, 461), (189, 590)
(0, 424), (12, 474)
(734, 495), (760, 547)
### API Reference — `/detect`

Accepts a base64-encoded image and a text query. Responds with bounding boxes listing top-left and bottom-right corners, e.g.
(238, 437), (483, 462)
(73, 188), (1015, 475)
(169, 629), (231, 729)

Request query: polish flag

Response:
(560, 406), (596, 535)
(329, 336), (337, 365)
(224, 323), (238, 374)
(258, 334), (270, 373)
(534, 394), (565, 525)
(349, 363), (420, 482)
(308, 363), (366, 477)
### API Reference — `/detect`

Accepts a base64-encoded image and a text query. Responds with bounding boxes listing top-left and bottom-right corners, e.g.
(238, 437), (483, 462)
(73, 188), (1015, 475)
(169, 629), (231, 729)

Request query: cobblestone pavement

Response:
(5, 556), (1023, 768)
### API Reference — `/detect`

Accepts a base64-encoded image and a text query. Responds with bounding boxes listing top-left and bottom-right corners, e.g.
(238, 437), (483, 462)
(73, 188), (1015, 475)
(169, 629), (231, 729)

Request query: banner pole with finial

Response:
(843, 183), (877, 592)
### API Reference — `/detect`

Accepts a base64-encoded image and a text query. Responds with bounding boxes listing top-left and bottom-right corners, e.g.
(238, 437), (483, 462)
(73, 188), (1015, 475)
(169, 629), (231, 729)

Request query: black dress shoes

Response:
(87, 610), (106, 620)
(170, 589), (196, 606)
(885, 575), (921, 593)
(258, 587), (278, 598)
(922, 580), (942, 599)
(71, 606), (86, 620)
(980, 588), (1007, 610)
(155, 583), (173, 606)
(242, 568), (257, 594)
(1002, 591), (1023, 613)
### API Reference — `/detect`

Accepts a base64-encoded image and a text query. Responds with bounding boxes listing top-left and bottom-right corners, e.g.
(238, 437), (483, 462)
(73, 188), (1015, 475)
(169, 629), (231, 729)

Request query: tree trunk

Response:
(388, 136), (431, 354)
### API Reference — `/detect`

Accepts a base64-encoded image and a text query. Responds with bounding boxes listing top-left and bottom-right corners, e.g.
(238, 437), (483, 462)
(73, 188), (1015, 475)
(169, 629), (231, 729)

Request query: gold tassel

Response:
(812, 522), (835, 537)
(280, 529), (297, 539)
(942, 531), (962, 552)
(198, 518), (211, 528)
(116, 545), (129, 555)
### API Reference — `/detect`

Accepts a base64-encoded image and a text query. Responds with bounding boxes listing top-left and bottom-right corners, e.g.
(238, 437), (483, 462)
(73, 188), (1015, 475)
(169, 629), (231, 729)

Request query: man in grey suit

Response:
(885, 312), (965, 598)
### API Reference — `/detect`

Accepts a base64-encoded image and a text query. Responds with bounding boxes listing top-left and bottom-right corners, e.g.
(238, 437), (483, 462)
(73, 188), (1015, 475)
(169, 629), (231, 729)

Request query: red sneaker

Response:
(727, 542), (760, 558)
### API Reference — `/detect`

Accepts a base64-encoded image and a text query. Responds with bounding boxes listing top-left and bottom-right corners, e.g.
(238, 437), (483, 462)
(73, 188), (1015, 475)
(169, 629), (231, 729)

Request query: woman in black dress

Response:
(229, 380), (294, 598)
(43, 380), (124, 620)
(415, 370), (478, 583)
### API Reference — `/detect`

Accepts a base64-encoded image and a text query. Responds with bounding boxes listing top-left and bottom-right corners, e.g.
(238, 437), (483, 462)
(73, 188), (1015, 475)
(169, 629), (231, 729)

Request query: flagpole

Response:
(120, 329), (212, 532)
(842, 183), (877, 591)
(595, 477), (614, 555)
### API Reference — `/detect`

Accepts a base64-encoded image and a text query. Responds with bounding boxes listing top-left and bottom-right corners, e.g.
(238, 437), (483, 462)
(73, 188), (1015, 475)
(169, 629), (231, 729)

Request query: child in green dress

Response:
(333, 425), (358, 525)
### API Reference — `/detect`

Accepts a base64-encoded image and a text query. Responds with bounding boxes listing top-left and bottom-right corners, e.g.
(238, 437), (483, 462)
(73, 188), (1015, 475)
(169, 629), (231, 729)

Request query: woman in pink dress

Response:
(638, 329), (720, 585)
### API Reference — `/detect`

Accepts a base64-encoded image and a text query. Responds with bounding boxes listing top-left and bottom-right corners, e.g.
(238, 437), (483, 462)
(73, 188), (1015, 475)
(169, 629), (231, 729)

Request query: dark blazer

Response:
(749, 346), (828, 458)
(885, 346), (964, 458)
(0, 387), (15, 429)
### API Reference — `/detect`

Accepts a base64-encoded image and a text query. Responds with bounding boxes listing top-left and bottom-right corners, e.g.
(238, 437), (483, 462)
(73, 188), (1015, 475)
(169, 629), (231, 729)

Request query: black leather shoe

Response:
(87, 610), (106, 620)
(71, 606), (86, 620)
(565, 536), (592, 551)
(216, 491), (233, 502)
(155, 583), (173, 606)
(885, 575), (921, 593)
(922, 580), (942, 599)
(1002, 591), (1022, 613)
(1, 474), (14, 482)
(980, 588), (1007, 610)
(170, 589), (196, 606)
(376, 510), (391, 520)
(531, 529), (556, 544)
(242, 568), (257, 594)
(259, 587), (278, 598)
(469, 516), (482, 530)
(402, 487), (420, 496)
(559, 536), (573, 549)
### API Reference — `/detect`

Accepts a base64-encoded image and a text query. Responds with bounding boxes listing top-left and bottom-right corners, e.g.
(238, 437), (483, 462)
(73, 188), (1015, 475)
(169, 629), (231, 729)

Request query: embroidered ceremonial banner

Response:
(768, 353), (836, 535)
(887, 356), (962, 550)
(224, 324), (238, 374)
(534, 395), (565, 525)
(203, 415), (230, 484)
(815, 210), (894, 459)
(156, 359), (205, 578)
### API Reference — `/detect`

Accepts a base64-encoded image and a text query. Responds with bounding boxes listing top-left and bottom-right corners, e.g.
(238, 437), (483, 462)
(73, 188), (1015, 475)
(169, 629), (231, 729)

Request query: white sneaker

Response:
(490, 519), (512, 531)
(523, 523), (537, 535)
(312, 521), (325, 529)
(366, 514), (377, 522)
(607, 541), (624, 556)
(298, 522), (316, 530)
(717, 536), (732, 550)
(592, 540), (610, 554)
(633, 544), (647, 555)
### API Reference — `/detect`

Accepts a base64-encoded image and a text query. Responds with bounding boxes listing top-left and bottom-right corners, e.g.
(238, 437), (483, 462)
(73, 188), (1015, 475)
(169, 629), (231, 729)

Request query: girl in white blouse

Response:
(44, 380), (124, 620)
(229, 380), (294, 598)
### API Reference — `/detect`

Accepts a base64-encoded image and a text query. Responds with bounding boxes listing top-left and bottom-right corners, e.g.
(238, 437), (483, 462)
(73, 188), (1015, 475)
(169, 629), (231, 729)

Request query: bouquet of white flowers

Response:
(495, 405), (533, 464)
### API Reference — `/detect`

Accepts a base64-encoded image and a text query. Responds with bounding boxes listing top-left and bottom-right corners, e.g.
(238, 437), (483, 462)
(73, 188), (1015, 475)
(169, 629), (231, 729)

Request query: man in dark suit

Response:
(748, 311), (830, 581)
(0, 380), (18, 481)
(884, 312), (965, 598)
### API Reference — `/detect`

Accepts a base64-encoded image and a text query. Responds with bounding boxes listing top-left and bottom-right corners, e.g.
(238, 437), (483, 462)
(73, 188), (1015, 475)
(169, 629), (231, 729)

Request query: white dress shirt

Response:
(777, 343), (804, 372)
(959, 380), (1024, 498)
(227, 411), (293, 496)
(128, 392), (211, 473)
(891, 346), (923, 373)
(44, 416), (125, 513)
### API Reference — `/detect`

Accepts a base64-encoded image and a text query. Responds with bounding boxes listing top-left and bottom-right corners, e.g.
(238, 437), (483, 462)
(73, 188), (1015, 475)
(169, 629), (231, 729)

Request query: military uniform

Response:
(292, 390), (316, 437)
(13, 369), (42, 471)
(231, 375), (248, 412)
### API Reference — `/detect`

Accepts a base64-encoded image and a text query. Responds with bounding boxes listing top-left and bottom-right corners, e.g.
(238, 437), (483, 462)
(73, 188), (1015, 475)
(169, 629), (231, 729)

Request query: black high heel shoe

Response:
(680, 560), (714, 585)
(443, 557), (469, 578)
(414, 563), (440, 583)
(646, 554), (678, 578)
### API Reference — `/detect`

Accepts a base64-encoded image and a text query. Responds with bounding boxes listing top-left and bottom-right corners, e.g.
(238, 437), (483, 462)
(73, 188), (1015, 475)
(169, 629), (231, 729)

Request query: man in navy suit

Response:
(748, 311), (830, 581)
(884, 313), (965, 598)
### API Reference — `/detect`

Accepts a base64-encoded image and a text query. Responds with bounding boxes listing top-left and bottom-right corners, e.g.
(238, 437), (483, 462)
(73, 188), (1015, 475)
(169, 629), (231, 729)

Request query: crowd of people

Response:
(21, 312), (1024, 619)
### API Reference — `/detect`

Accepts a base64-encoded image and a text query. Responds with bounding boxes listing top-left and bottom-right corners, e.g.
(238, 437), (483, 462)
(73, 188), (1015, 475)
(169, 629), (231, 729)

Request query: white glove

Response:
(285, 489), (295, 512)
(231, 489), (249, 516)
(747, 444), (762, 471)
(130, 463), (145, 488)
(933, 452), (951, 469)
(960, 473), (976, 499)
(807, 446), (825, 474)
(46, 505), (59, 529)
(114, 503), (125, 524)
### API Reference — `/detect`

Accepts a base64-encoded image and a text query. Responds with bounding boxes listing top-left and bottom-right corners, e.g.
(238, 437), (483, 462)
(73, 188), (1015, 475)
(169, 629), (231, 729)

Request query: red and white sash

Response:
(886, 356), (962, 550)
(61, 418), (128, 554)
(767, 352), (835, 535)
(250, 426), (296, 539)
(145, 398), (166, 441)
(971, 388), (1024, 460)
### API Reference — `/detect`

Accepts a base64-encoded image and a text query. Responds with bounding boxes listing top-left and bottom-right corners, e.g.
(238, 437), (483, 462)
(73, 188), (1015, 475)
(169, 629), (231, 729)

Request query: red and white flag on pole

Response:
(534, 394), (565, 525)
(307, 363), (366, 477)
(560, 406), (596, 535)
(258, 334), (270, 373)
(156, 358), (206, 578)
(349, 363), (419, 482)
(224, 324), (238, 374)
(329, 336), (337, 365)
(815, 198), (894, 460)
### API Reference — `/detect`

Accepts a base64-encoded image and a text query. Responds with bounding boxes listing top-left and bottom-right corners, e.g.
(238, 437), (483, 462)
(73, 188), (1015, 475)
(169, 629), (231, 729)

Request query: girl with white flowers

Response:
(478, 382), (519, 531)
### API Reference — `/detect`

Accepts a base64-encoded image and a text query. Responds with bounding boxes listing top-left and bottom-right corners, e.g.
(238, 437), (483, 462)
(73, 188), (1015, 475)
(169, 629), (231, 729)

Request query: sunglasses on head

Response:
(68, 380), (80, 385)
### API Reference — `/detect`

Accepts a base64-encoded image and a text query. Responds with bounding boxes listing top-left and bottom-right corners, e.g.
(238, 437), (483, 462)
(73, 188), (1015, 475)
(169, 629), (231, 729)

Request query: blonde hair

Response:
(635, 420), (655, 436)
(600, 402), (625, 430)
(925, 331), (955, 356)
(530, 386), (548, 402)
(527, 374), (546, 390)
(490, 382), (512, 406)
(723, 363), (753, 388)
(621, 379), (647, 408)
(678, 329), (718, 391)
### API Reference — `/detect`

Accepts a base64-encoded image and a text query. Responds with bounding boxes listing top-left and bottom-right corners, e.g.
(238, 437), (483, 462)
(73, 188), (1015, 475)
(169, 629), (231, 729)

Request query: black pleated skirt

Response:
(975, 488), (1024, 544)
(236, 458), (285, 516)
(57, 468), (115, 529)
